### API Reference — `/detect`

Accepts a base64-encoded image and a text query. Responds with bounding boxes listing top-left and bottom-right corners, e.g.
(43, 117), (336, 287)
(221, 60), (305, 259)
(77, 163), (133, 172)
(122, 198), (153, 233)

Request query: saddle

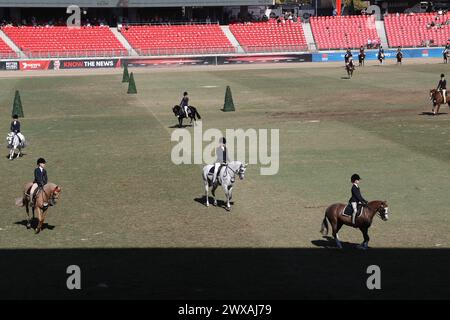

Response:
(208, 165), (226, 185)
(342, 203), (364, 217)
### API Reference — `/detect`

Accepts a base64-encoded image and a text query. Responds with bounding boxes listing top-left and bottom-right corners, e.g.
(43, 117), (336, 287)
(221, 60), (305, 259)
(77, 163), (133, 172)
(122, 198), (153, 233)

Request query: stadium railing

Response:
(23, 49), (130, 59)
(0, 52), (20, 59)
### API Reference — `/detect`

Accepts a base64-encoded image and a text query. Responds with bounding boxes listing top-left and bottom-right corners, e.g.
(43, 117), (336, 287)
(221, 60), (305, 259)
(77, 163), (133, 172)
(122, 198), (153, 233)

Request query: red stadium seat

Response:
(0, 36), (16, 58)
(310, 16), (380, 50)
(229, 19), (307, 52)
(120, 24), (235, 55)
(2, 26), (127, 58)
(384, 12), (450, 47)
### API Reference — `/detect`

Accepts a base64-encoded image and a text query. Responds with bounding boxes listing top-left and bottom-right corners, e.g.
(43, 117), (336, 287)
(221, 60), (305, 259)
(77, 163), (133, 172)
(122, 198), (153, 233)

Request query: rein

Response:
(35, 185), (60, 208)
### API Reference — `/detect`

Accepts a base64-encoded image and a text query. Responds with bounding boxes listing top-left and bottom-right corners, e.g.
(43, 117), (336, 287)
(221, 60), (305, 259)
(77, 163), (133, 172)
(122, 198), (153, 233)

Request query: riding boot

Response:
(351, 212), (356, 227)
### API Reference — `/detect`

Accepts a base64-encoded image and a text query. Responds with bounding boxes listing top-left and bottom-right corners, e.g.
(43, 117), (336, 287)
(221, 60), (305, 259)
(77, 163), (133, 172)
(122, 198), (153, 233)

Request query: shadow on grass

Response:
(311, 236), (359, 249)
(168, 124), (193, 128)
(4, 152), (25, 160)
(193, 197), (234, 209)
(420, 112), (448, 116)
(14, 219), (55, 232)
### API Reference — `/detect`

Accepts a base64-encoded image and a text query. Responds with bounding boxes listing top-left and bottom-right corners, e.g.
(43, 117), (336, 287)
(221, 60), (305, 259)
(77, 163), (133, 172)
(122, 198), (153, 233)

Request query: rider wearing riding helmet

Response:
(180, 91), (190, 118)
(344, 48), (352, 65)
(10, 114), (22, 143)
(437, 73), (447, 104)
(396, 47), (403, 65)
(349, 174), (368, 226)
(212, 137), (230, 185)
(378, 46), (385, 64)
(30, 158), (48, 207)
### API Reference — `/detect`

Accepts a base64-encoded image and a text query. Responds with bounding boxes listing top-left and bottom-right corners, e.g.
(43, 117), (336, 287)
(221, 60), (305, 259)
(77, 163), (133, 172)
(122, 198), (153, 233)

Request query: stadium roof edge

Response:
(0, 0), (274, 7)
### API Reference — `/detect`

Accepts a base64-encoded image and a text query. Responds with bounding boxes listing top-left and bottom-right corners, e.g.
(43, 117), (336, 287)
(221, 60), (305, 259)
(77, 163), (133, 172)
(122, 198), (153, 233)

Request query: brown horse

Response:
(17, 182), (62, 234)
(320, 200), (389, 250)
(429, 89), (450, 115)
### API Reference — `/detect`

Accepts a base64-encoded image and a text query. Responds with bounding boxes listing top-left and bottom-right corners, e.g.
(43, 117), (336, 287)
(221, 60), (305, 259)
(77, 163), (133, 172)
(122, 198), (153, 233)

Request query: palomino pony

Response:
(429, 89), (450, 115)
(202, 161), (247, 211)
(172, 105), (201, 128)
(6, 132), (26, 160)
(17, 182), (61, 234)
(320, 200), (389, 249)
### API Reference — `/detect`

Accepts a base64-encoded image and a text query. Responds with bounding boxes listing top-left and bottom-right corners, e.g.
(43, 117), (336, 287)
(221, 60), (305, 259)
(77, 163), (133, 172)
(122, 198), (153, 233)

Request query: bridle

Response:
(224, 164), (246, 183)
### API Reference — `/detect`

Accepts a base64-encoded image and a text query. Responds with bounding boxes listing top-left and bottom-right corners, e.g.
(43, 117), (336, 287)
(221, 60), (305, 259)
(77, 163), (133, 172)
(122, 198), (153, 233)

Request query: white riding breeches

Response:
(30, 183), (39, 199)
(351, 202), (357, 214)
(212, 163), (221, 183)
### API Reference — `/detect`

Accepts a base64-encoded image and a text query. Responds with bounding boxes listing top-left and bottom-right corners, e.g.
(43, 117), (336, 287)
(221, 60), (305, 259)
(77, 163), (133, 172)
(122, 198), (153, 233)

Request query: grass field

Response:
(1, 61), (450, 249)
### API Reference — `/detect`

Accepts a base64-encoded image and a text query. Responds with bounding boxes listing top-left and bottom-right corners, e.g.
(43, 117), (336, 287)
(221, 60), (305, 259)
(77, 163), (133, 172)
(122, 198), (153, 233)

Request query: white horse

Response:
(6, 132), (26, 160)
(202, 161), (247, 211)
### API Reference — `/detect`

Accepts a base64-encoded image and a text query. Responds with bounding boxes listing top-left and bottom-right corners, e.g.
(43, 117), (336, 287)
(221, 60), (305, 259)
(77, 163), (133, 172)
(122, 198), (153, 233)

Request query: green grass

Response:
(1, 63), (450, 249)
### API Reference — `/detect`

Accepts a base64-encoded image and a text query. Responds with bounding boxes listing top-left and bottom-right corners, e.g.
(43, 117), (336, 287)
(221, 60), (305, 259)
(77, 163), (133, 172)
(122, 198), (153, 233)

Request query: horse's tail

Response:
(15, 194), (26, 207)
(320, 215), (329, 236)
(194, 108), (201, 120)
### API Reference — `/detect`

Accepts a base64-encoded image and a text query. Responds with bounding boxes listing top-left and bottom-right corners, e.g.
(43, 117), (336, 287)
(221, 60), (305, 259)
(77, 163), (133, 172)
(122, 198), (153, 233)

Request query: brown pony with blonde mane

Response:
(17, 182), (61, 234)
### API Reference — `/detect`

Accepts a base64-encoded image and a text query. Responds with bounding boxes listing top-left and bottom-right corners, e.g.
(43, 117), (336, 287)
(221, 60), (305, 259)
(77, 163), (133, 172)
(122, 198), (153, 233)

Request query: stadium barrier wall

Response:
(0, 47), (446, 71)
(312, 48), (446, 62)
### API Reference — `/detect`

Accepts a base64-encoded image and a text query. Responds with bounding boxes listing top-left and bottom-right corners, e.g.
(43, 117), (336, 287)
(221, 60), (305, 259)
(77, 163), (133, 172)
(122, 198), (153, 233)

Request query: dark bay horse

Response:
(17, 182), (62, 234)
(429, 89), (450, 115)
(346, 60), (355, 78)
(358, 52), (365, 66)
(320, 200), (389, 249)
(172, 105), (201, 128)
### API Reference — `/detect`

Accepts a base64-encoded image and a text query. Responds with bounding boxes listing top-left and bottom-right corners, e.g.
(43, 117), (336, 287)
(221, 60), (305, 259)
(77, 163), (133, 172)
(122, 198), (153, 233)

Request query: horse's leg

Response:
(331, 218), (342, 249)
(211, 183), (218, 206)
(24, 196), (32, 229)
(9, 148), (14, 160)
(358, 227), (370, 250)
(204, 179), (210, 207)
(225, 186), (232, 211)
(35, 208), (43, 234)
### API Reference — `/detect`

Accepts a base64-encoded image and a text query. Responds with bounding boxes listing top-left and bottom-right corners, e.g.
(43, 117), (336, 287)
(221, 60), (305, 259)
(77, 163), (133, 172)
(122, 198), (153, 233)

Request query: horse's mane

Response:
(367, 200), (385, 210)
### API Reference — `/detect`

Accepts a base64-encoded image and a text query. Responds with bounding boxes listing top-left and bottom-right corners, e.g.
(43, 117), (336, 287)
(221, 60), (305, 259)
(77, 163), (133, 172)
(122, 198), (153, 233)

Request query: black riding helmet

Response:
(441, 73), (445, 78)
(37, 158), (46, 165)
(183, 91), (188, 96)
(351, 174), (361, 183)
(220, 137), (226, 144)
(12, 114), (18, 119)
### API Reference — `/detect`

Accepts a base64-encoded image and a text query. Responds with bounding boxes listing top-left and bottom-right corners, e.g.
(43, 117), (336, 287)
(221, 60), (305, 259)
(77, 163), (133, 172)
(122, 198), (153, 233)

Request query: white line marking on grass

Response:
(306, 120), (320, 123)
(201, 85), (218, 88)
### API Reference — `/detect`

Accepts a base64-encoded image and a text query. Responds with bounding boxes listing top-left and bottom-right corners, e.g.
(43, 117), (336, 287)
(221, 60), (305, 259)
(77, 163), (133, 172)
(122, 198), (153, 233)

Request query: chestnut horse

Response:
(17, 182), (61, 234)
(320, 200), (389, 249)
(430, 89), (450, 115)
